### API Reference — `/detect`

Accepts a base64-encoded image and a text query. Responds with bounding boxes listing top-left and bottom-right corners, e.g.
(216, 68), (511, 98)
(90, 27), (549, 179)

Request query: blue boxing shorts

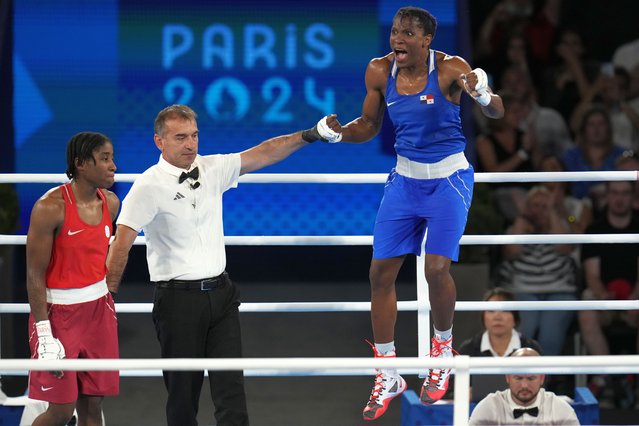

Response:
(372, 166), (473, 261)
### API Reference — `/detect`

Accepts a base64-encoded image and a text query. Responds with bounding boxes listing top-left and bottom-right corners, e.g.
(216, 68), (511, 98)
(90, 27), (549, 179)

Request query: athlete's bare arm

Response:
(26, 190), (64, 322)
(439, 53), (504, 119)
(239, 131), (308, 175)
(106, 224), (139, 294)
(325, 55), (392, 143)
(104, 190), (121, 222)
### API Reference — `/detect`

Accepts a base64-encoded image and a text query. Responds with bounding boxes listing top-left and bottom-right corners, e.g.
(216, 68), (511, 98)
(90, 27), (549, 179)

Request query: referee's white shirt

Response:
(469, 388), (580, 425)
(117, 154), (241, 282)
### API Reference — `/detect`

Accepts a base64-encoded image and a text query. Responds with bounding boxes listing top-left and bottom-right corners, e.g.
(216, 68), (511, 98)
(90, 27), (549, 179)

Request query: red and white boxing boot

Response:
(362, 342), (407, 421)
(420, 336), (456, 404)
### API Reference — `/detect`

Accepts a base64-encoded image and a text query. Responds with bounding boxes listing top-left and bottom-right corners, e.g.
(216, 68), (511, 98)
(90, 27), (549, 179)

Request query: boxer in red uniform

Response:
(26, 132), (120, 426)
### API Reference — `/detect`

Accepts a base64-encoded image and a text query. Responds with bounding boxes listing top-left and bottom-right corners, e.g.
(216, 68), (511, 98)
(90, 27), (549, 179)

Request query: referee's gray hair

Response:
(154, 104), (198, 137)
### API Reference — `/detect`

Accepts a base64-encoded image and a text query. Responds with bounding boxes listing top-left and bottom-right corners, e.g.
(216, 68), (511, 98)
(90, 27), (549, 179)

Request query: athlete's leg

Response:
(364, 171), (421, 419)
(76, 395), (104, 426)
(424, 254), (455, 331)
(419, 168), (472, 404)
(364, 256), (408, 421)
(420, 253), (458, 404)
(369, 256), (406, 343)
(32, 402), (75, 426)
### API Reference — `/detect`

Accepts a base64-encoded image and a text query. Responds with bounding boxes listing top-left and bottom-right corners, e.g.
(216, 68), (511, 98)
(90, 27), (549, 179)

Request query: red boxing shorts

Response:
(28, 293), (119, 404)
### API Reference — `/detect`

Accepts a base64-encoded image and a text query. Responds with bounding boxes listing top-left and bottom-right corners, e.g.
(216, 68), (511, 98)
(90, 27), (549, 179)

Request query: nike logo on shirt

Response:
(41, 386), (54, 391)
(67, 229), (85, 236)
(386, 100), (399, 107)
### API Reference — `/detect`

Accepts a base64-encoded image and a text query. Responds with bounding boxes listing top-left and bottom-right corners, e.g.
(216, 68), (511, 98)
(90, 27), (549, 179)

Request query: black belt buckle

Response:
(200, 278), (217, 291)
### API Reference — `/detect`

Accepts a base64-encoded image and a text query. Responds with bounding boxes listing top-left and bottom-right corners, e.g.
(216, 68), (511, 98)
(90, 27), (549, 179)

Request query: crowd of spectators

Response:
(466, 0), (639, 408)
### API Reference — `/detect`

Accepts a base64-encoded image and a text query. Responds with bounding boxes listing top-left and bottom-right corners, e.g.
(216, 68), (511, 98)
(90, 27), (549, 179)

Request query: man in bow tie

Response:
(106, 104), (321, 426)
(469, 348), (580, 425)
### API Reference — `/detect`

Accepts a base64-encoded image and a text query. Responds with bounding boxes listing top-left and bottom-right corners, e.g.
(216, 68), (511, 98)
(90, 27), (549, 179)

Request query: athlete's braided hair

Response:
(395, 6), (437, 38)
(65, 132), (111, 179)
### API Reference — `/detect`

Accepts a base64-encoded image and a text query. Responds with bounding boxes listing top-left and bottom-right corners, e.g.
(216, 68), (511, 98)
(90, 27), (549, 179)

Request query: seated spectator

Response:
(562, 105), (626, 212)
(474, 0), (534, 66)
(628, 64), (639, 104)
(615, 150), (639, 210)
(468, 347), (580, 425)
(476, 93), (537, 223)
(479, 32), (542, 95)
(474, 0), (558, 75)
(570, 66), (639, 151)
(540, 155), (593, 234)
(458, 288), (543, 358)
(612, 38), (639, 74)
(455, 287), (542, 402)
(499, 66), (573, 163)
(498, 186), (578, 356)
(540, 27), (600, 125)
(522, 0), (561, 67)
(619, 65), (639, 141)
(578, 180), (639, 407)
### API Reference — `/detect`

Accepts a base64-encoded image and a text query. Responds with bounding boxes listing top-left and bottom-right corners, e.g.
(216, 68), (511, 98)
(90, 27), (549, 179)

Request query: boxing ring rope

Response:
(1, 355), (639, 426)
(1, 170), (638, 184)
(1, 170), (639, 425)
(2, 233), (639, 246)
(0, 299), (637, 315)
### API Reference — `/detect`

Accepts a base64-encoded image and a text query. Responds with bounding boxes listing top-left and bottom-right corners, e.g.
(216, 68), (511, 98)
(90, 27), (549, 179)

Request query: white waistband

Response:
(46, 279), (109, 305)
(395, 152), (469, 179)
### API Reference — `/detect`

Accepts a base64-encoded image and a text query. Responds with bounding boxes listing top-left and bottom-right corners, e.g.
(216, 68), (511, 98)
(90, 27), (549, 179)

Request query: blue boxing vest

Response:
(385, 49), (467, 163)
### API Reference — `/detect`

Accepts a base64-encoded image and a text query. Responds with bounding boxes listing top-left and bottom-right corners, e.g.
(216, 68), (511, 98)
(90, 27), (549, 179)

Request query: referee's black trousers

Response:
(152, 276), (249, 426)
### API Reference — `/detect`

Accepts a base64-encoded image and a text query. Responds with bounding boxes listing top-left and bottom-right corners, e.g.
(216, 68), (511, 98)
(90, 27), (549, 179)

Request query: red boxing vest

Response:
(45, 183), (112, 289)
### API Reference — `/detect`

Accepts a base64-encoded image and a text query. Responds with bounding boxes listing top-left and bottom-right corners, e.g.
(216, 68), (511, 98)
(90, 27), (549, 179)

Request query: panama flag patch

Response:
(420, 94), (435, 104)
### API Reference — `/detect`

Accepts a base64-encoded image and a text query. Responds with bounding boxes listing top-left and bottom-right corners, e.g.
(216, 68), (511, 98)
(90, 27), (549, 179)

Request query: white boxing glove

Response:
(36, 320), (66, 361)
(316, 116), (343, 143)
(469, 68), (491, 106)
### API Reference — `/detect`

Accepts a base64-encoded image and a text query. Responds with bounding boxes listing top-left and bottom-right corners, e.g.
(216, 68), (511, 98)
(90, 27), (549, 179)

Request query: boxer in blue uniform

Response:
(303, 6), (504, 420)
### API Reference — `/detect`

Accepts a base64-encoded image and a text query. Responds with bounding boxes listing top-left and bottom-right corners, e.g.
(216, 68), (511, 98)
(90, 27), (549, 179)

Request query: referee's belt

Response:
(154, 272), (228, 291)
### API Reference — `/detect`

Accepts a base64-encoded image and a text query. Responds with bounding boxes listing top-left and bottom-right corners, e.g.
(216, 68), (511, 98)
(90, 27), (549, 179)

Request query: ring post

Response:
(453, 355), (471, 426)
(416, 252), (430, 378)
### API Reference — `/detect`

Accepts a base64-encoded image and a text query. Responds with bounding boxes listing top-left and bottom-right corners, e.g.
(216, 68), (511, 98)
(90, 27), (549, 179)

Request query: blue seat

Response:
(572, 386), (599, 425)
(0, 404), (24, 426)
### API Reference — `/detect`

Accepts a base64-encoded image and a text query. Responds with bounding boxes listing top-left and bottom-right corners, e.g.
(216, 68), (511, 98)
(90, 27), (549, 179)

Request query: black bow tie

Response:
(513, 407), (539, 418)
(179, 167), (199, 184)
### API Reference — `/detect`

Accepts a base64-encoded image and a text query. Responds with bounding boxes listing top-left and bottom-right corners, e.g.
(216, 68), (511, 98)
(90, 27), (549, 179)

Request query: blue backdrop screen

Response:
(14, 0), (458, 236)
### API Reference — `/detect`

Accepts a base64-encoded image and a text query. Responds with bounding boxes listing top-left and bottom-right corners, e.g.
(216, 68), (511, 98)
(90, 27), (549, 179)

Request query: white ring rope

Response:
(0, 355), (637, 375)
(2, 299), (637, 314)
(0, 170), (637, 184)
(2, 234), (638, 246)
(3, 350), (636, 377)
